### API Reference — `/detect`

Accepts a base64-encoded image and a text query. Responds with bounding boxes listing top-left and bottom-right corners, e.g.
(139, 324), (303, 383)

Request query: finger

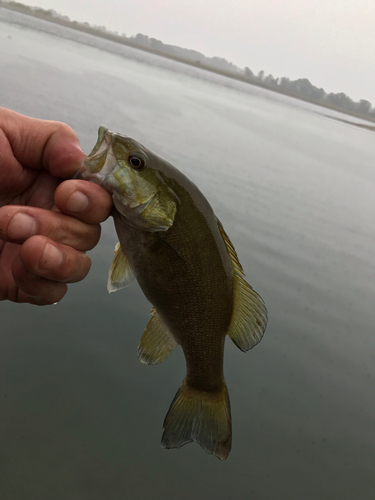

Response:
(19, 235), (92, 283)
(54, 179), (113, 224)
(0, 107), (86, 178)
(0, 206), (101, 251)
(0, 126), (38, 197)
(11, 255), (68, 305)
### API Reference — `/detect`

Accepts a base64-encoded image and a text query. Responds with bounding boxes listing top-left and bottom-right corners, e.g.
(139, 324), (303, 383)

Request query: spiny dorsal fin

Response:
(217, 219), (267, 351)
(138, 308), (178, 365)
(107, 242), (137, 293)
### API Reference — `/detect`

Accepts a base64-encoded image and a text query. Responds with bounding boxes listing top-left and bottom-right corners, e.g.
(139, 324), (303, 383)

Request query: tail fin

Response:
(161, 380), (232, 460)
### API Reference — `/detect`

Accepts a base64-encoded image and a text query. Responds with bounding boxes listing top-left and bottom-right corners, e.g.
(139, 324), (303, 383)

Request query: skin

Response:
(0, 107), (113, 305)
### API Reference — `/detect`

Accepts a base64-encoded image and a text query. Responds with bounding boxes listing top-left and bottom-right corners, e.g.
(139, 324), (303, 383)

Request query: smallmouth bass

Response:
(76, 127), (267, 460)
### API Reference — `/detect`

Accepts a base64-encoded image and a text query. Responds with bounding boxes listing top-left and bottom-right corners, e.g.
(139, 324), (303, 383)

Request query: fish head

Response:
(76, 127), (178, 231)
(79, 126), (160, 208)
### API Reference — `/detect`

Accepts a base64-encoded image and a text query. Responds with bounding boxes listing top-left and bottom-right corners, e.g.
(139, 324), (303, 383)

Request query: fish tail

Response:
(161, 379), (232, 460)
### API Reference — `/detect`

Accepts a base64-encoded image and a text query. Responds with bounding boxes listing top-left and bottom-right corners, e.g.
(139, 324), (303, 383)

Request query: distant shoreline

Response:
(1, 0), (375, 127)
(320, 115), (375, 133)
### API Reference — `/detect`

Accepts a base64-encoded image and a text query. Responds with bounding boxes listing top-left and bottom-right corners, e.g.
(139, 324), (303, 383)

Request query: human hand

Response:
(0, 108), (113, 305)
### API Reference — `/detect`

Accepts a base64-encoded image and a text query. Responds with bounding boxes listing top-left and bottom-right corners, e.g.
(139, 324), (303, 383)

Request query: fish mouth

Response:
(88, 125), (109, 157)
(74, 126), (118, 185)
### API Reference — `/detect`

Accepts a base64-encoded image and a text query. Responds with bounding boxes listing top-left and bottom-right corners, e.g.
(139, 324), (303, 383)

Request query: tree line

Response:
(2, 0), (374, 122)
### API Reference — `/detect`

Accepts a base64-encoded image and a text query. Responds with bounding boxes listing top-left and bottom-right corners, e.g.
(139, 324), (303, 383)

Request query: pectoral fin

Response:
(217, 219), (268, 351)
(138, 308), (178, 365)
(107, 242), (136, 293)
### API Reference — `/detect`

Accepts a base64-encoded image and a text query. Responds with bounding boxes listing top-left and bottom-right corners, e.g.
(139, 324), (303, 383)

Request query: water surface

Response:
(1, 9), (375, 500)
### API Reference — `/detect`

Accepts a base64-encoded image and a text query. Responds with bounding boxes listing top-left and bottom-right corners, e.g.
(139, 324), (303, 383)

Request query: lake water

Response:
(1, 8), (375, 500)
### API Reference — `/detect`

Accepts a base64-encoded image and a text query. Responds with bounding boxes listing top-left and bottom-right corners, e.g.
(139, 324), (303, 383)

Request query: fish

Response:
(76, 127), (267, 460)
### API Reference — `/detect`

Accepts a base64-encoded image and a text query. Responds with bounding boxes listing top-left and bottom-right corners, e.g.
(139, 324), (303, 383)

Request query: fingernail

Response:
(66, 191), (89, 213)
(8, 213), (38, 240)
(40, 243), (63, 270)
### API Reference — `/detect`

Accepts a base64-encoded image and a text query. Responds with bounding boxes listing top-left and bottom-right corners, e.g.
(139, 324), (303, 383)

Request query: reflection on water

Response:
(1, 9), (375, 500)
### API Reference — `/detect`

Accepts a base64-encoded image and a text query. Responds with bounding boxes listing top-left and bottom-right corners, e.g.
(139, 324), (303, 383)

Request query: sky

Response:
(14, 0), (375, 105)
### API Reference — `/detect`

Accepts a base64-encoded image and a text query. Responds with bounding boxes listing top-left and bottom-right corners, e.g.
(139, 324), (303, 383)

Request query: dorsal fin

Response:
(217, 219), (267, 351)
(138, 308), (178, 365)
(107, 242), (137, 293)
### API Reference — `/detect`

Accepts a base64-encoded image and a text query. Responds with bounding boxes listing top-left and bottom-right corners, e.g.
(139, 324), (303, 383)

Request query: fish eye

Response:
(129, 155), (146, 171)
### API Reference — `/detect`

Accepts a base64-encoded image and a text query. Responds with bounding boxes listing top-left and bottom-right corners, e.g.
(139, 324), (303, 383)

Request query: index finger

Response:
(0, 107), (86, 178)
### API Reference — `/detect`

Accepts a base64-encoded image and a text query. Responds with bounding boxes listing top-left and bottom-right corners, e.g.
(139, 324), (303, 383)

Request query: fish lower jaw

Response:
(78, 169), (108, 187)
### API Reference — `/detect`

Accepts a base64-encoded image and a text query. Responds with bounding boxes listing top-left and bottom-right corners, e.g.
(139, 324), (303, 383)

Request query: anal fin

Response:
(138, 308), (178, 365)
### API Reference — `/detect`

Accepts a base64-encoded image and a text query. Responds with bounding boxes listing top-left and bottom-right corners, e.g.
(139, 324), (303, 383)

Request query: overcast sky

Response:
(18, 0), (375, 104)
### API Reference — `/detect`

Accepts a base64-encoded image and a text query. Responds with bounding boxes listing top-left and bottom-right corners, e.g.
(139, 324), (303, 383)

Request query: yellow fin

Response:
(217, 219), (268, 351)
(138, 308), (178, 365)
(162, 379), (232, 460)
(107, 242), (136, 293)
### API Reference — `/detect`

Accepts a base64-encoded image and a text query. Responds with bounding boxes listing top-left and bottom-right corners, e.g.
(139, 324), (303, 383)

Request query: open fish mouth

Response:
(74, 127), (118, 185)
(88, 125), (109, 156)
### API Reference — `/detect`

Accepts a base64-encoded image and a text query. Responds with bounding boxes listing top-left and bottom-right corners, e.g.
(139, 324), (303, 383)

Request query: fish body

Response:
(77, 127), (267, 460)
